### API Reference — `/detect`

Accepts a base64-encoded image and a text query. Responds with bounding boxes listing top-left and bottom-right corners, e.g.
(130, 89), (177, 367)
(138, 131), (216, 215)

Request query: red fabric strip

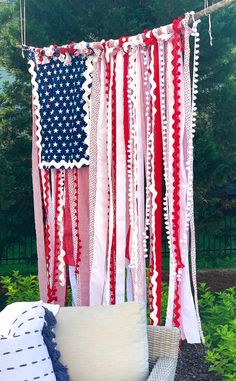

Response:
(123, 52), (129, 162)
(51, 169), (61, 302)
(123, 49), (131, 265)
(125, 226), (131, 261)
(74, 168), (82, 274)
(153, 41), (163, 325)
(110, 57), (117, 305)
(145, 45), (154, 319)
(105, 56), (112, 303)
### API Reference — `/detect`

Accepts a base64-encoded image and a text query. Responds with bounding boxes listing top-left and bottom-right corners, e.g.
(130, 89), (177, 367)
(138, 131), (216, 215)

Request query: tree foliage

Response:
(0, 0), (236, 234)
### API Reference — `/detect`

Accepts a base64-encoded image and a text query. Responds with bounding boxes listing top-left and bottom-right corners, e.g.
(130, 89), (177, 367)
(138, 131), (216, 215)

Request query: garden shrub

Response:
(0, 270), (73, 307)
(198, 283), (236, 380)
(0, 270), (39, 305)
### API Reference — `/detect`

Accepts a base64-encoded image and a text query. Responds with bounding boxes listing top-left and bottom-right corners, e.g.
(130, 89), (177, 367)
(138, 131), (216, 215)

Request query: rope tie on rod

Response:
(20, 0), (26, 57)
(204, 0), (213, 46)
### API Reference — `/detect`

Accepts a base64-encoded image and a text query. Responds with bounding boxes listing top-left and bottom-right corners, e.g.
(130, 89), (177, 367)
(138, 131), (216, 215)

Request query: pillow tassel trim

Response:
(42, 308), (70, 381)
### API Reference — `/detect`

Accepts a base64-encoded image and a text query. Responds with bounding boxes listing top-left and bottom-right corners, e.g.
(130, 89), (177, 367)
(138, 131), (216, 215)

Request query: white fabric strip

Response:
(69, 265), (78, 306)
(89, 58), (100, 276)
(127, 49), (139, 301)
(90, 56), (109, 306)
(142, 48), (152, 266)
(178, 55), (201, 343)
(135, 48), (146, 304)
(189, 19), (204, 342)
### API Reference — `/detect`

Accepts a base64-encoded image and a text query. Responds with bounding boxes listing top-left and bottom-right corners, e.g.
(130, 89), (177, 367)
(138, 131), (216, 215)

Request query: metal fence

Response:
(0, 211), (236, 265)
(0, 210), (36, 265)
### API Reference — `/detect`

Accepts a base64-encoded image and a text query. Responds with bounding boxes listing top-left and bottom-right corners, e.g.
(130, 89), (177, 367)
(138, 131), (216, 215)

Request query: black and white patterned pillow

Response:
(0, 302), (56, 381)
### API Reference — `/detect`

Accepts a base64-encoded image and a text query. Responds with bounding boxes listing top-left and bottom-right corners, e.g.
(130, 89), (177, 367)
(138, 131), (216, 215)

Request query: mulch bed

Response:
(175, 341), (221, 381)
(172, 269), (236, 381)
(194, 269), (236, 292)
(162, 269), (236, 292)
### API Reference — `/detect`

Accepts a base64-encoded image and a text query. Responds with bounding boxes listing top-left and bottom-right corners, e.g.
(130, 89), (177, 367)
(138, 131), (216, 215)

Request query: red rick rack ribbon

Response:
(42, 169), (52, 302)
(171, 18), (185, 329)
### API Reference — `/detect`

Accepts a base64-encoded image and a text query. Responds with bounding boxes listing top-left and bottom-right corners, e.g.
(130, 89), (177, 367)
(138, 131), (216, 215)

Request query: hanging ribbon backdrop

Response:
(28, 13), (203, 343)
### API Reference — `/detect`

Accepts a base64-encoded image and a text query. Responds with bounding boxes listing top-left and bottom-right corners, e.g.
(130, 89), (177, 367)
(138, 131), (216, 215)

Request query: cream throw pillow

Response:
(55, 302), (149, 381)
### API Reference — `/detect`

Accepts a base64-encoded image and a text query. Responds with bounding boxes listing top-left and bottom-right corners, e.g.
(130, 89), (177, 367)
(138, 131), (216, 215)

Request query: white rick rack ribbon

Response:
(57, 169), (66, 286)
(82, 55), (94, 158)
(28, 58), (43, 167)
(149, 43), (159, 325)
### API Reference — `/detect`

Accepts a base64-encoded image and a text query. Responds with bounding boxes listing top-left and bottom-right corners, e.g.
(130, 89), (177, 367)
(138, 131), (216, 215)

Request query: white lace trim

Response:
(127, 49), (139, 301)
(57, 169), (66, 286)
(142, 48), (152, 258)
(189, 17), (204, 343)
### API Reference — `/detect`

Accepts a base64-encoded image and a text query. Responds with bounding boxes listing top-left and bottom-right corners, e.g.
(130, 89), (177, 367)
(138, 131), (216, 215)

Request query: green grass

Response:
(162, 253), (236, 271)
(197, 255), (236, 270)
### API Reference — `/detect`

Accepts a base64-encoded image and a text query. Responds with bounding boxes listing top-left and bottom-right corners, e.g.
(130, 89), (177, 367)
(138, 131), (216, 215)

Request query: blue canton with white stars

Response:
(36, 56), (89, 168)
